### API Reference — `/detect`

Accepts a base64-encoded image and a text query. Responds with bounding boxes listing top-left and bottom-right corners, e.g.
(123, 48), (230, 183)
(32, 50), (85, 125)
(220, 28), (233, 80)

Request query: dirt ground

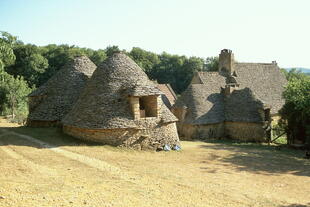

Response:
(0, 121), (309, 207)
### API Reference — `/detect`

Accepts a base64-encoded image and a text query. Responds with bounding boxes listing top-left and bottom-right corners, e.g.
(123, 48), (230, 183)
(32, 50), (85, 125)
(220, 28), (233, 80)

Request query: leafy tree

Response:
(129, 47), (160, 74)
(0, 32), (32, 122)
(89, 49), (107, 66)
(0, 74), (32, 121)
(0, 31), (16, 70)
(149, 53), (204, 94)
(105, 45), (121, 57)
(39, 44), (87, 86)
(6, 44), (49, 87)
(0, 31), (17, 111)
(175, 56), (204, 93)
(283, 68), (305, 81)
(205, 56), (219, 71)
(280, 71), (310, 145)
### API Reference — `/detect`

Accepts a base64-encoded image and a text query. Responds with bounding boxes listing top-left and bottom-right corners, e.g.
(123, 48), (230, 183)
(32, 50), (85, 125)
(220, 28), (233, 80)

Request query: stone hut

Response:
(27, 56), (96, 127)
(62, 53), (180, 150)
(173, 49), (287, 141)
(157, 84), (177, 109)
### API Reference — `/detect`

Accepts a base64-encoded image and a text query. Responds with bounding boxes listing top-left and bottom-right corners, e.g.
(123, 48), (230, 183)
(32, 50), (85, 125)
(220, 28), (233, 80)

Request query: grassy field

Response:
(0, 122), (309, 207)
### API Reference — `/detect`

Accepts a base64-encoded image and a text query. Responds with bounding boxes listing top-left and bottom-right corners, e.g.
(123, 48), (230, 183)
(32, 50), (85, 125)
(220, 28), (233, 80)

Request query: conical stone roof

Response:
(62, 53), (178, 129)
(28, 56), (97, 121)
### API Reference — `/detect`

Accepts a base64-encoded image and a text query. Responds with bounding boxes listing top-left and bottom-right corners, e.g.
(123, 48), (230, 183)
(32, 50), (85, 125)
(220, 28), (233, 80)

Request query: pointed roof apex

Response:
(27, 56), (97, 121)
(62, 53), (177, 129)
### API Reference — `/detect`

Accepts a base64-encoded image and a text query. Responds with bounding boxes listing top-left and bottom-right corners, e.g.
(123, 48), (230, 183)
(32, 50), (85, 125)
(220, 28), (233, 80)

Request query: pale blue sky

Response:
(1, 0), (310, 68)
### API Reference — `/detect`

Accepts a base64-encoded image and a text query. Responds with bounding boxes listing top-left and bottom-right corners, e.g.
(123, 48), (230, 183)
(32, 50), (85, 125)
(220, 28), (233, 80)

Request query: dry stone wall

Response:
(63, 118), (179, 150)
(179, 123), (224, 140)
(224, 122), (265, 141)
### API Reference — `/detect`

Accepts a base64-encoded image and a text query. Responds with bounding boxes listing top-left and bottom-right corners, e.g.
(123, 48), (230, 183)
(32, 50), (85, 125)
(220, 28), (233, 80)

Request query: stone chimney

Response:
(223, 83), (239, 97)
(219, 49), (235, 76)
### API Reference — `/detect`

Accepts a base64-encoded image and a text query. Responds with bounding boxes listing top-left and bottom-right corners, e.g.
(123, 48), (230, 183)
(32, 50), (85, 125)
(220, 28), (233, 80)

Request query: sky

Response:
(1, 0), (310, 68)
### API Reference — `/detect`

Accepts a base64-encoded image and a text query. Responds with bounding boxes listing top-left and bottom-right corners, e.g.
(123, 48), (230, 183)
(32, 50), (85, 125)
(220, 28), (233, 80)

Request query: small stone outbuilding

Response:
(173, 49), (287, 141)
(62, 53), (180, 150)
(27, 56), (96, 127)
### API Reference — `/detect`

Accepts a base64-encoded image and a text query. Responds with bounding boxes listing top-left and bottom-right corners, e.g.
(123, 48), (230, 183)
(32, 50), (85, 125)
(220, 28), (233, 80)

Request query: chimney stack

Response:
(219, 49), (235, 76)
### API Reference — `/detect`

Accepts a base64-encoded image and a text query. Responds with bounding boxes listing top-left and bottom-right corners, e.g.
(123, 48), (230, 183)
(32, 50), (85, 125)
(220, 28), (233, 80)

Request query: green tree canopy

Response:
(280, 70), (310, 145)
(129, 47), (160, 74)
(205, 56), (219, 71)
(0, 31), (16, 70)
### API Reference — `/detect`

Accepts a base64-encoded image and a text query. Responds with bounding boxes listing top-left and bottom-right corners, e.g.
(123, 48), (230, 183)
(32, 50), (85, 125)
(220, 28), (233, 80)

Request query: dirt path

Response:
(0, 143), (57, 176)
(0, 129), (242, 207)
(0, 126), (309, 207)
(0, 129), (135, 181)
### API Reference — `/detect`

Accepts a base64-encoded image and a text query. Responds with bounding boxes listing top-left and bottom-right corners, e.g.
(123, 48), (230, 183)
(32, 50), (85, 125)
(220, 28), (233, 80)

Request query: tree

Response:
(0, 74), (32, 120)
(205, 56), (219, 71)
(0, 32), (32, 122)
(282, 68), (304, 81)
(149, 53), (204, 94)
(89, 49), (107, 66)
(6, 44), (49, 87)
(0, 31), (17, 112)
(129, 47), (160, 74)
(280, 71), (310, 145)
(105, 45), (121, 57)
(0, 31), (16, 70)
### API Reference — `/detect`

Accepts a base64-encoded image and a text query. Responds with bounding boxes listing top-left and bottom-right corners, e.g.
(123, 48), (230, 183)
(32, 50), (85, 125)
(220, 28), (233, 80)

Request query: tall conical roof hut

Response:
(27, 56), (97, 127)
(62, 53), (180, 150)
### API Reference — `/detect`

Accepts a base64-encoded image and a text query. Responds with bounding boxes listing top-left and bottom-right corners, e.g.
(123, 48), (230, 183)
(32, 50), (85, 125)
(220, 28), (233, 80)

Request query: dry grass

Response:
(0, 122), (309, 207)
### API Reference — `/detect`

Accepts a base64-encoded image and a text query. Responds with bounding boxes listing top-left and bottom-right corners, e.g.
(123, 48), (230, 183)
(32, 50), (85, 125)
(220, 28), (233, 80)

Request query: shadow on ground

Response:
(199, 139), (310, 177)
(279, 204), (310, 207)
(0, 126), (102, 149)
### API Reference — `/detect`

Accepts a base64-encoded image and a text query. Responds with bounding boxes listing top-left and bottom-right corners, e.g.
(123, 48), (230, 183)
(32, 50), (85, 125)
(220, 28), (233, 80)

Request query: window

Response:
(139, 96), (158, 118)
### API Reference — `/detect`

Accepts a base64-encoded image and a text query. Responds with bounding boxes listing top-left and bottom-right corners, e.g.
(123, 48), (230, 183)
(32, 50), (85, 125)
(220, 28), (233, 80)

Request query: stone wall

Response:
(219, 49), (234, 75)
(178, 123), (224, 140)
(177, 121), (266, 142)
(224, 121), (265, 142)
(129, 95), (161, 119)
(63, 118), (179, 150)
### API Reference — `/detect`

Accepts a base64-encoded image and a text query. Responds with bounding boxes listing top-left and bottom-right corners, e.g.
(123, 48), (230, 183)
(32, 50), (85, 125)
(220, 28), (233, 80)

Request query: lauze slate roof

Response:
(62, 53), (178, 129)
(27, 56), (97, 121)
(174, 60), (287, 125)
(157, 84), (177, 108)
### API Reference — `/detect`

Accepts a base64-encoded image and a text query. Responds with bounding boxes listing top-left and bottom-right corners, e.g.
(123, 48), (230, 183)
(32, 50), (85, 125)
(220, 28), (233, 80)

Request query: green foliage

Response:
(149, 53), (204, 94)
(89, 49), (107, 66)
(280, 70), (310, 145)
(0, 72), (32, 123)
(6, 44), (49, 87)
(283, 68), (305, 81)
(129, 47), (160, 74)
(0, 31), (16, 70)
(0, 32), (32, 123)
(5, 43), (108, 87)
(105, 45), (121, 57)
(205, 56), (219, 71)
